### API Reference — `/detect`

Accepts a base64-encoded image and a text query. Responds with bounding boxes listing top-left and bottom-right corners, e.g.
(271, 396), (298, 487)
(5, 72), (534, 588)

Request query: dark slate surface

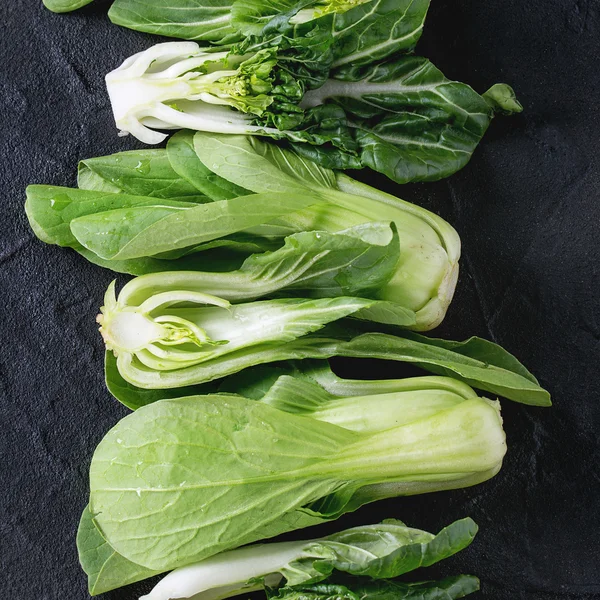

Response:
(1, 0), (599, 598)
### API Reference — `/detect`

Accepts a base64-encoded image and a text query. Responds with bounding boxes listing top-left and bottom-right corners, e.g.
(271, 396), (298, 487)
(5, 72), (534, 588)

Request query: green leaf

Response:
(107, 329), (549, 406)
(108, 0), (240, 43)
(297, 55), (501, 184)
(282, 518), (477, 583)
(111, 223), (403, 307)
(167, 130), (250, 201)
(78, 149), (210, 203)
(78, 244), (249, 277)
(76, 505), (159, 595)
(275, 576), (480, 600)
(193, 132), (336, 195)
(328, 331), (552, 406)
(90, 395), (353, 569)
(105, 351), (218, 411)
(330, 0), (431, 68)
(483, 83), (524, 115)
(231, 0), (302, 36)
(260, 375), (338, 414)
(24, 185), (196, 248)
(43, 0), (93, 12)
(69, 192), (321, 260)
(218, 363), (303, 399)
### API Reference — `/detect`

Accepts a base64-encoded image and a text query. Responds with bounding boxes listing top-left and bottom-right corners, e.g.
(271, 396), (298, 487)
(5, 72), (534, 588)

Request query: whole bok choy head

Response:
(82, 388), (504, 590)
(105, 39), (521, 184)
(25, 131), (461, 330)
(100, 273), (551, 407)
(108, 0), (431, 62)
(135, 518), (479, 600)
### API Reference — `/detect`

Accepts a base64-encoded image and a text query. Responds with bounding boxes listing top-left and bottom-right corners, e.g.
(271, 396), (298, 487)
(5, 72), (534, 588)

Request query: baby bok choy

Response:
(105, 40), (521, 184)
(101, 275), (551, 407)
(107, 0), (431, 64)
(138, 518), (479, 600)
(26, 131), (461, 330)
(99, 222), (403, 308)
(98, 280), (375, 387)
(84, 391), (505, 584)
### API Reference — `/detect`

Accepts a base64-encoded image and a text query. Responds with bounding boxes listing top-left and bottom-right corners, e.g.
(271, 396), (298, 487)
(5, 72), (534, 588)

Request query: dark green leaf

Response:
(331, 0), (431, 68)
(43, 0), (93, 12)
(295, 55), (504, 184)
(276, 576), (479, 600)
(108, 0), (240, 43)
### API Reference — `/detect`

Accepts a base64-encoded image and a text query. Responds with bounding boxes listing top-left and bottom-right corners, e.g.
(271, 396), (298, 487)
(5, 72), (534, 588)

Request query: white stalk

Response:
(140, 540), (308, 600)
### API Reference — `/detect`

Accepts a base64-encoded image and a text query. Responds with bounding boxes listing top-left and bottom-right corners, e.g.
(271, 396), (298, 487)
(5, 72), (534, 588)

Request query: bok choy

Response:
(98, 281), (374, 380)
(108, 0), (431, 65)
(85, 391), (504, 581)
(139, 518), (478, 600)
(106, 41), (521, 184)
(26, 131), (461, 330)
(101, 274), (550, 407)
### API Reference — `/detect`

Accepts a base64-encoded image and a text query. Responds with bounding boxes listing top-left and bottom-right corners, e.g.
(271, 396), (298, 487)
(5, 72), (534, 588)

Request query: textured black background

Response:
(1, 0), (599, 598)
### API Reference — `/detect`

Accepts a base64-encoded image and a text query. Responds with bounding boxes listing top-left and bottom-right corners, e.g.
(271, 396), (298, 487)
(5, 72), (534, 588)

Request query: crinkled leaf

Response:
(330, 0), (431, 68)
(280, 518), (478, 584)
(295, 55), (508, 184)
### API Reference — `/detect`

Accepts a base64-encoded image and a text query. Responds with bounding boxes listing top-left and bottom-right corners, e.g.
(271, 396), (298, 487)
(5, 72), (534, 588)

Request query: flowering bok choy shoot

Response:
(81, 391), (504, 591)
